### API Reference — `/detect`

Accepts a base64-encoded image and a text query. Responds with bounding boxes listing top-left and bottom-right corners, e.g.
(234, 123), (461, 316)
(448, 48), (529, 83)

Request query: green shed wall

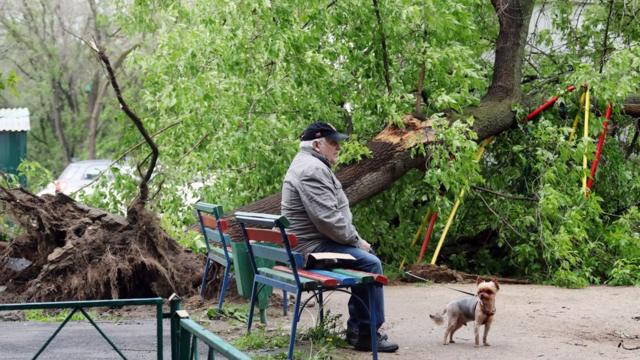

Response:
(0, 131), (27, 174)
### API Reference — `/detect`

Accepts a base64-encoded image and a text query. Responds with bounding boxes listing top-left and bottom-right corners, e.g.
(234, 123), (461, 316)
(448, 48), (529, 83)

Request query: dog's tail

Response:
(429, 309), (446, 325)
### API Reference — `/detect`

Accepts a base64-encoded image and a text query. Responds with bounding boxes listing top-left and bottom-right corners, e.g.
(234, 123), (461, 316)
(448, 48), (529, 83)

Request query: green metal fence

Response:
(169, 295), (250, 360)
(0, 295), (249, 360)
(0, 297), (164, 360)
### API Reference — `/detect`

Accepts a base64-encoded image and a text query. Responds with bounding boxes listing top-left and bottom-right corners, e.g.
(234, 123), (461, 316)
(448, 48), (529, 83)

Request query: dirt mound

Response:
(0, 188), (205, 301)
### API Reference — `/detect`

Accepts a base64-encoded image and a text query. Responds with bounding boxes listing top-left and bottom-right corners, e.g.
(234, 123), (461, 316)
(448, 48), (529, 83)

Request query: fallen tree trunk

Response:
(234, 0), (640, 218)
(235, 0), (536, 217)
(236, 117), (434, 214)
(624, 96), (640, 117)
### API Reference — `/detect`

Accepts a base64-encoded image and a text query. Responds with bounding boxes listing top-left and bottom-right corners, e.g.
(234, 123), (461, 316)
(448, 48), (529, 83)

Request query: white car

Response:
(38, 160), (122, 196)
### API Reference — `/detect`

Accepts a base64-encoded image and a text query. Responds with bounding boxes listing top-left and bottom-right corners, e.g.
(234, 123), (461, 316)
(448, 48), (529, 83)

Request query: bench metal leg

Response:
(368, 285), (378, 360)
(247, 281), (259, 333)
(287, 291), (302, 360)
(318, 290), (324, 325)
(199, 259), (212, 298)
(217, 264), (231, 312)
(282, 290), (288, 316)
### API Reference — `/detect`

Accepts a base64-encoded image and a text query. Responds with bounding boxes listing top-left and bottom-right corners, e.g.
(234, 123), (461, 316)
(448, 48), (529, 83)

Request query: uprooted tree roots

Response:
(0, 188), (204, 301)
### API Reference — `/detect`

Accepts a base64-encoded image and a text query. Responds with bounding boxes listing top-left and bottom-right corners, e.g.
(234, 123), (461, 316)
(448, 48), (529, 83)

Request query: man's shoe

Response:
(348, 332), (398, 353)
(346, 327), (359, 345)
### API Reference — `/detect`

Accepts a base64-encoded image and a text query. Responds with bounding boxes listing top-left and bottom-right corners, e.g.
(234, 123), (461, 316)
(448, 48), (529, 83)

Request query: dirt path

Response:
(200, 283), (638, 359)
(308, 283), (640, 359)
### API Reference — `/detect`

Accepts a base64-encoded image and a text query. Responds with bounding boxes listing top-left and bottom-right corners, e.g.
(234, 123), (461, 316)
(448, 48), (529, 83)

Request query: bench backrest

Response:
(195, 202), (232, 253)
(234, 212), (305, 286)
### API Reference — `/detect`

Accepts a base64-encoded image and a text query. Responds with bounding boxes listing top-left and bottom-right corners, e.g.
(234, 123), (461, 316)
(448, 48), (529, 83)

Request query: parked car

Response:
(38, 159), (120, 196)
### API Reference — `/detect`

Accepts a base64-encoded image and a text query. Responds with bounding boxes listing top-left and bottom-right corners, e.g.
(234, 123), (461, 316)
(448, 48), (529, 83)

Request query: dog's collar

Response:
(476, 298), (496, 316)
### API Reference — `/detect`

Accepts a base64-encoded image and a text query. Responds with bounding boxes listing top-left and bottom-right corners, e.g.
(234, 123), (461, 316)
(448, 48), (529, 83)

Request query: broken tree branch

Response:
(89, 42), (158, 205)
(372, 0), (392, 95)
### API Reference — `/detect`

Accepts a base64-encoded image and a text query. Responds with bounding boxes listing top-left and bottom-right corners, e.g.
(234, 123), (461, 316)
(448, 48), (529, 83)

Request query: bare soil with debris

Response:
(0, 189), (204, 301)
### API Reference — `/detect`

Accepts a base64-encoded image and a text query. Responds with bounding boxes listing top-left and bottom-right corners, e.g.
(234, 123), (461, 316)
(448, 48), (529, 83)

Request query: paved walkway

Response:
(0, 319), (171, 360)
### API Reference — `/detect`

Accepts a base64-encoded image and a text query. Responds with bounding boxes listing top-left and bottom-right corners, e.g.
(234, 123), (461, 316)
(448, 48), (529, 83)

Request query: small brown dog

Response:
(430, 277), (500, 346)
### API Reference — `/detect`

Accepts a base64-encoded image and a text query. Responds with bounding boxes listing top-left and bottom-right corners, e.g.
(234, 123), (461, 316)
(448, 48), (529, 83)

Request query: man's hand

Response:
(358, 239), (372, 252)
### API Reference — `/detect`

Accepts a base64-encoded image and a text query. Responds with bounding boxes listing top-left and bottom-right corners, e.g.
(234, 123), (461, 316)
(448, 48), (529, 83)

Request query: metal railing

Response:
(0, 295), (249, 360)
(0, 297), (164, 360)
(169, 295), (250, 360)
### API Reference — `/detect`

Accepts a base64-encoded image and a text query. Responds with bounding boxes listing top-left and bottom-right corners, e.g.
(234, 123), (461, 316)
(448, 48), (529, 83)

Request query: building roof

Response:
(0, 108), (30, 132)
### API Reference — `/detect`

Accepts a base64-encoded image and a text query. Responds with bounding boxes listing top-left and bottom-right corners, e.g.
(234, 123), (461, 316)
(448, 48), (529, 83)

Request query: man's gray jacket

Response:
(281, 146), (362, 256)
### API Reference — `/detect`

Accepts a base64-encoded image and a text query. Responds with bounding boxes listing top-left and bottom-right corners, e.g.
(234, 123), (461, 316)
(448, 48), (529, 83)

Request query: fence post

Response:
(169, 294), (181, 360)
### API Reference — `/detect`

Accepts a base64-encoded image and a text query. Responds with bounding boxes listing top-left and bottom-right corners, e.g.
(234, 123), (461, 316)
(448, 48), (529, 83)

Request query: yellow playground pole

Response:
(582, 86), (590, 196)
(399, 210), (432, 270)
(430, 136), (494, 265)
(568, 92), (586, 142)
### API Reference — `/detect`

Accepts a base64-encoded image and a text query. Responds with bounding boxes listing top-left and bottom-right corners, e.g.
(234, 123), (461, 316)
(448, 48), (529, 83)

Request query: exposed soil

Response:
(0, 189), (205, 301)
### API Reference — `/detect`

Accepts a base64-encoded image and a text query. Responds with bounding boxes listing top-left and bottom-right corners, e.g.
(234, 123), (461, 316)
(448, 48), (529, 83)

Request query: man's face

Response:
(314, 137), (341, 166)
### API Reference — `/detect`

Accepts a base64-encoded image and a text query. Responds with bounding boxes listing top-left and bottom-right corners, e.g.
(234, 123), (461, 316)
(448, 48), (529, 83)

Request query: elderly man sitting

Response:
(280, 121), (398, 352)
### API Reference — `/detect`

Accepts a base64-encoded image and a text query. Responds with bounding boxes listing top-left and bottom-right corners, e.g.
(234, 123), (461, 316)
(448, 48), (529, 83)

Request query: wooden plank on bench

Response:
(201, 214), (229, 232)
(209, 246), (232, 256)
(204, 228), (232, 245)
(258, 268), (318, 291)
(333, 268), (389, 285)
(307, 270), (358, 286)
(273, 266), (338, 287)
(251, 244), (304, 268)
(330, 268), (374, 283)
(208, 247), (230, 266)
(244, 228), (298, 248)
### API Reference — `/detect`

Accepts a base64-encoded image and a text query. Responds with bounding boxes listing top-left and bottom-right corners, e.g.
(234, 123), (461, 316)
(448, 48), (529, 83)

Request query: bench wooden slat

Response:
(195, 202), (224, 216)
(204, 228), (232, 245)
(273, 265), (338, 287)
(307, 270), (358, 285)
(235, 212), (290, 227)
(209, 246), (233, 255)
(258, 268), (317, 291)
(251, 244), (304, 268)
(333, 268), (389, 285)
(330, 268), (374, 283)
(201, 214), (229, 232)
(208, 250), (229, 266)
(244, 228), (298, 248)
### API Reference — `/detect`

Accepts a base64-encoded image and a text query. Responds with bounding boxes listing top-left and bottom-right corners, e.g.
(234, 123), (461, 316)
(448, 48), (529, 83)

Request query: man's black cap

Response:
(300, 121), (349, 142)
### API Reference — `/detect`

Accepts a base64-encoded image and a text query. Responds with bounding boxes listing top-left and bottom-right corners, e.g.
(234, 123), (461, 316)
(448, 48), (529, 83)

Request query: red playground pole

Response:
(417, 212), (438, 263)
(587, 103), (613, 190)
(526, 85), (576, 122)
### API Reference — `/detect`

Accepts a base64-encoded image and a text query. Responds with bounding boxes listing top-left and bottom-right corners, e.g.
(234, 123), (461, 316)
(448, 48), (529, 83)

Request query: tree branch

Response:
(599, 0), (614, 73)
(90, 42), (158, 205)
(372, 0), (392, 95)
(476, 193), (517, 248)
(472, 185), (539, 202)
(626, 117), (640, 158)
(71, 119), (183, 196)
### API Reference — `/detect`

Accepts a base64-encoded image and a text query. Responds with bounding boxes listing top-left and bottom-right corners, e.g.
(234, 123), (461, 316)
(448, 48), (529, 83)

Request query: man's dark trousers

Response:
(312, 241), (385, 332)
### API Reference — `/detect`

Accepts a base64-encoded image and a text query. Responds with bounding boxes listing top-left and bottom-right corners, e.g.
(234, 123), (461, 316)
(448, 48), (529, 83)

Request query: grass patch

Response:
(233, 328), (290, 351)
(24, 309), (102, 322)
(236, 312), (349, 359)
(207, 304), (249, 323)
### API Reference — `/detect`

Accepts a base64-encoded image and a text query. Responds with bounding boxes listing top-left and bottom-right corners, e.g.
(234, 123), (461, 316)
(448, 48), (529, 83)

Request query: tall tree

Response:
(0, 0), (136, 169)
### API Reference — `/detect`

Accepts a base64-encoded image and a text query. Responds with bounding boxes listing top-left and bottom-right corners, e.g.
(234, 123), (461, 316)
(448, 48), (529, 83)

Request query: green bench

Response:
(195, 202), (233, 312)
(235, 211), (387, 360)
